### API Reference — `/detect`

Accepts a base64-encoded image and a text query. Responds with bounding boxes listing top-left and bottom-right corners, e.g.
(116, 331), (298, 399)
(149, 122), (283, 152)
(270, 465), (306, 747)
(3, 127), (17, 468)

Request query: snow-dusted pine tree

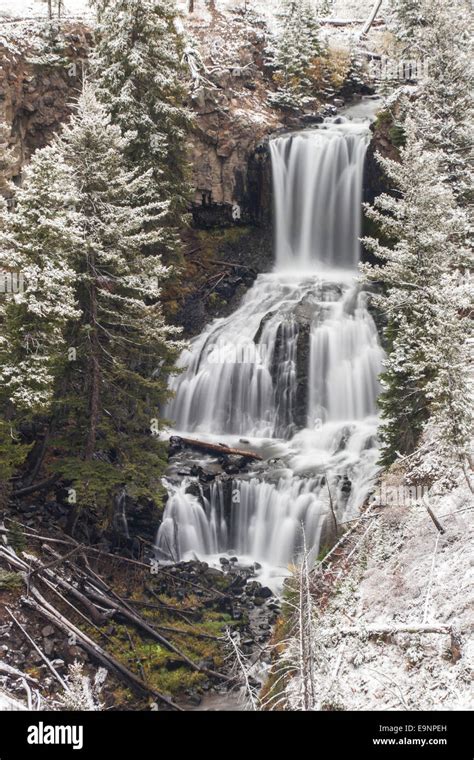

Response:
(0, 123), (16, 202)
(92, 0), (191, 260)
(266, 0), (325, 109)
(407, 270), (473, 492)
(361, 117), (472, 472)
(0, 145), (79, 415)
(0, 123), (39, 486)
(414, 0), (473, 207)
(389, 0), (430, 54)
(390, 0), (473, 207)
(0, 84), (183, 509)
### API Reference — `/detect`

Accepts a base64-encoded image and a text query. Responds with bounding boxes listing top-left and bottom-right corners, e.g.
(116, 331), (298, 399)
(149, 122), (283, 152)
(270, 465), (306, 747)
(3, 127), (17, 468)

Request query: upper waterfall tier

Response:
(270, 121), (370, 271)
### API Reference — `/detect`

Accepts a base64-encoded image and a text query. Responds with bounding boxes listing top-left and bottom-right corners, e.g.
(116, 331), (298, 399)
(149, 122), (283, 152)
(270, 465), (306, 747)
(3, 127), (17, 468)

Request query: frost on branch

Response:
(55, 661), (107, 712)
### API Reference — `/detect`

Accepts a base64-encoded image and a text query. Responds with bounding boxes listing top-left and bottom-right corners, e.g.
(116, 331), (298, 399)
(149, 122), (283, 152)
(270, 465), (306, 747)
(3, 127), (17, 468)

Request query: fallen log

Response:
(193, 258), (255, 271)
(171, 435), (263, 461)
(0, 662), (39, 685)
(360, 0), (384, 39)
(12, 474), (60, 499)
(5, 607), (67, 690)
(320, 17), (385, 27)
(320, 623), (454, 638)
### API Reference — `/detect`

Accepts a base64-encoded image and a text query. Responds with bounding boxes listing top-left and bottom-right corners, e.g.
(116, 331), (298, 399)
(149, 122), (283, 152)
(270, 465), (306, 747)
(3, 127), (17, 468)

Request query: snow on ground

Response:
(0, 0), (93, 18)
(1, 1), (390, 59)
(175, 1), (386, 21)
(0, 689), (27, 710)
(284, 476), (474, 711)
(1, 0), (386, 23)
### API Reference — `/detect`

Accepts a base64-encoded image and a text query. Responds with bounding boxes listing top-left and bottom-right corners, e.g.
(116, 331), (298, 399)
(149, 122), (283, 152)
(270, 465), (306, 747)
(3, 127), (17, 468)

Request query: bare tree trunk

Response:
(85, 262), (100, 461)
(360, 0), (383, 39)
(188, 0), (194, 11)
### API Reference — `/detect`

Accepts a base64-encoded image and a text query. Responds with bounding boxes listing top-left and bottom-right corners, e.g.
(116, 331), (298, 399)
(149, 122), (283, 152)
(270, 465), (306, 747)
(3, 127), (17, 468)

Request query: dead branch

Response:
(83, 583), (232, 683)
(21, 589), (183, 711)
(0, 661), (39, 685)
(5, 606), (68, 690)
(423, 498), (446, 534)
(12, 474), (60, 498)
(27, 545), (83, 588)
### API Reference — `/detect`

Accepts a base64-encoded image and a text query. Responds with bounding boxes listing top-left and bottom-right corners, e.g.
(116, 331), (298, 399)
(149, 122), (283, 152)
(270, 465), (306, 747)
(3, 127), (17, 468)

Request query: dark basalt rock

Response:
(299, 113), (324, 124)
(254, 586), (273, 600)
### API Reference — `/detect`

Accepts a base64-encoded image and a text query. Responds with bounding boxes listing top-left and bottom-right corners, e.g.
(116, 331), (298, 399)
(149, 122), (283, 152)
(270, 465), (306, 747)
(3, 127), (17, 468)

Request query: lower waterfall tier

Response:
(158, 271), (382, 580)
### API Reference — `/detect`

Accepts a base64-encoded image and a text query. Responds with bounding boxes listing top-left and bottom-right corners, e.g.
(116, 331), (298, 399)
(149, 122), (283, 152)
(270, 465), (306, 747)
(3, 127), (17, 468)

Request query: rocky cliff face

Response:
(185, 10), (283, 228)
(0, 22), (91, 183)
(0, 15), (281, 226)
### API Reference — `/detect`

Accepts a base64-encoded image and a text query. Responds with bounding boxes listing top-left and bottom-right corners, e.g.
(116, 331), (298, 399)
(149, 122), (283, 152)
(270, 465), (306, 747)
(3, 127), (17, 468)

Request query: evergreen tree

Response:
(0, 123), (16, 202)
(266, 0), (324, 109)
(0, 122), (36, 486)
(389, 0), (430, 54)
(365, 0), (474, 488)
(0, 145), (79, 414)
(390, 0), (473, 205)
(317, 0), (333, 17)
(410, 271), (473, 491)
(416, 1), (473, 206)
(0, 85), (182, 510)
(361, 117), (472, 473)
(91, 0), (191, 260)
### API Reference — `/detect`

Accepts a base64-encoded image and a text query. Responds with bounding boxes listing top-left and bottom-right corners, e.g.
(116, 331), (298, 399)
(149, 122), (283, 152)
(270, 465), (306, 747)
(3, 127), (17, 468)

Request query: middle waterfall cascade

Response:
(157, 116), (384, 582)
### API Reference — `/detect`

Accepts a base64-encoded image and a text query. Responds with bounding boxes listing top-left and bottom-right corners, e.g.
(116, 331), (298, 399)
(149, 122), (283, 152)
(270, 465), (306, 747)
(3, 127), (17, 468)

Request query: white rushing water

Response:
(157, 116), (383, 585)
(270, 122), (369, 271)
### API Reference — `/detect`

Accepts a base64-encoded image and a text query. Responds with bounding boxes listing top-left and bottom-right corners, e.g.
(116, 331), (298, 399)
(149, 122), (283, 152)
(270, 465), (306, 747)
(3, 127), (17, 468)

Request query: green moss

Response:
(389, 124), (406, 147)
(0, 569), (22, 591)
(81, 587), (240, 701)
(152, 667), (205, 696)
(208, 292), (226, 312)
(374, 109), (393, 127)
(196, 226), (251, 249)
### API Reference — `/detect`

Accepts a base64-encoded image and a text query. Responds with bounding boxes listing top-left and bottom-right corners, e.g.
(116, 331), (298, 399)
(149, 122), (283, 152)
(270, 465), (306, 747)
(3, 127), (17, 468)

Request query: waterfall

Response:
(270, 122), (370, 271)
(307, 288), (382, 424)
(157, 117), (383, 582)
